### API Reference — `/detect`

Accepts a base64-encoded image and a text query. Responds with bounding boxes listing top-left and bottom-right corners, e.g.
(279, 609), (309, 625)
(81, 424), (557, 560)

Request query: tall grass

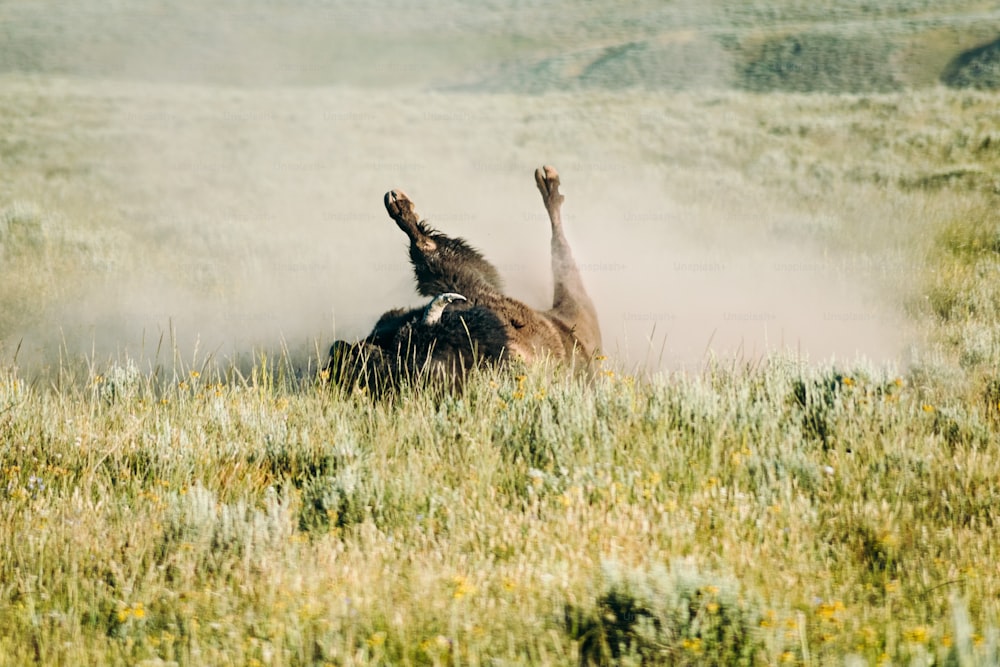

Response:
(1, 346), (998, 665)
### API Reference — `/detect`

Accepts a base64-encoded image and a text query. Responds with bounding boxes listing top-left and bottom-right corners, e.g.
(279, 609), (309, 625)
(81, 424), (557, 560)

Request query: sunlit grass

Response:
(1, 345), (999, 664)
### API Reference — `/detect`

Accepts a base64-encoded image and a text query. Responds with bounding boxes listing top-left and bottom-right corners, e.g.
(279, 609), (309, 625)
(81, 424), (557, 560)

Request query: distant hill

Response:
(1, 1), (999, 92)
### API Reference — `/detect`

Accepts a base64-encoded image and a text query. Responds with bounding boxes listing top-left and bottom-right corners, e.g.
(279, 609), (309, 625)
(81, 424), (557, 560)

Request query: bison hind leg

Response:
(534, 165), (602, 358)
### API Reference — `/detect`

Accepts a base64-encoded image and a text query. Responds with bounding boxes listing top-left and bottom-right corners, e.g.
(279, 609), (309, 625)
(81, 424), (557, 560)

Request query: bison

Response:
(326, 165), (601, 394)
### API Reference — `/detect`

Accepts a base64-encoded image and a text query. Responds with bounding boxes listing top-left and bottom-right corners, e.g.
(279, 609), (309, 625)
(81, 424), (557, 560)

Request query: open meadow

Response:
(2, 1), (1000, 665)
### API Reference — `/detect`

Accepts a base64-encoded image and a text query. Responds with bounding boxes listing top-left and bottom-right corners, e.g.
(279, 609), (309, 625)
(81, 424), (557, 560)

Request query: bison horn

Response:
(422, 292), (467, 325)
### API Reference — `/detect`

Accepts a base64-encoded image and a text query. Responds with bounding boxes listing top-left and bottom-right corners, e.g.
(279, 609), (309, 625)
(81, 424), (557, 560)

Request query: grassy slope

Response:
(3, 1), (1000, 92)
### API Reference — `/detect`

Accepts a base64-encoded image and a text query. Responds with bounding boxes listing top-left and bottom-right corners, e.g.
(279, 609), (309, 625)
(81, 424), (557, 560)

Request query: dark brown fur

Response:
(326, 165), (601, 394)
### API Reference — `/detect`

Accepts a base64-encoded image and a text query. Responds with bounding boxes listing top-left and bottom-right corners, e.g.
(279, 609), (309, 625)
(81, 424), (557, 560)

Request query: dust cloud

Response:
(2, 2), (909, 373)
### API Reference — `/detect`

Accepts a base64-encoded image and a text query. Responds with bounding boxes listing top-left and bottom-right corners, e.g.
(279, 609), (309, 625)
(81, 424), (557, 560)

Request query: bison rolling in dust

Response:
(326, 165), (601, 394)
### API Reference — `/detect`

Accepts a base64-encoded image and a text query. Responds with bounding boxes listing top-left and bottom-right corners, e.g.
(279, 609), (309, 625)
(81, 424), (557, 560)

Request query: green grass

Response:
(1, 351), (999, 665)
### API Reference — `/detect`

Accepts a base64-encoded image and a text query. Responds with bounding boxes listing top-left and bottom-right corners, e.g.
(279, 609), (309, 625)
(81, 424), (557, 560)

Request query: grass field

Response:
(3, 1), (1000, 665)
(2, 352), (998, 666)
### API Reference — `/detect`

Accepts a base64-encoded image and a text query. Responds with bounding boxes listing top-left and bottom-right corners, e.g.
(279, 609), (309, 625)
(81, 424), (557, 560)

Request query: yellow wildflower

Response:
(452, 575), (477, 600)
(420, 635), (451, 653)
(817, 604), (834, 620)
(903, 626), (928, 644)
(682, 637), (703, 654)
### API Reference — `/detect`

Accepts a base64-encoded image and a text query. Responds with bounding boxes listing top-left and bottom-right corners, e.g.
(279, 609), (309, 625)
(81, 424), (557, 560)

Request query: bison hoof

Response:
(534, 165), (564, 207)
(384, 189), (418, 223)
